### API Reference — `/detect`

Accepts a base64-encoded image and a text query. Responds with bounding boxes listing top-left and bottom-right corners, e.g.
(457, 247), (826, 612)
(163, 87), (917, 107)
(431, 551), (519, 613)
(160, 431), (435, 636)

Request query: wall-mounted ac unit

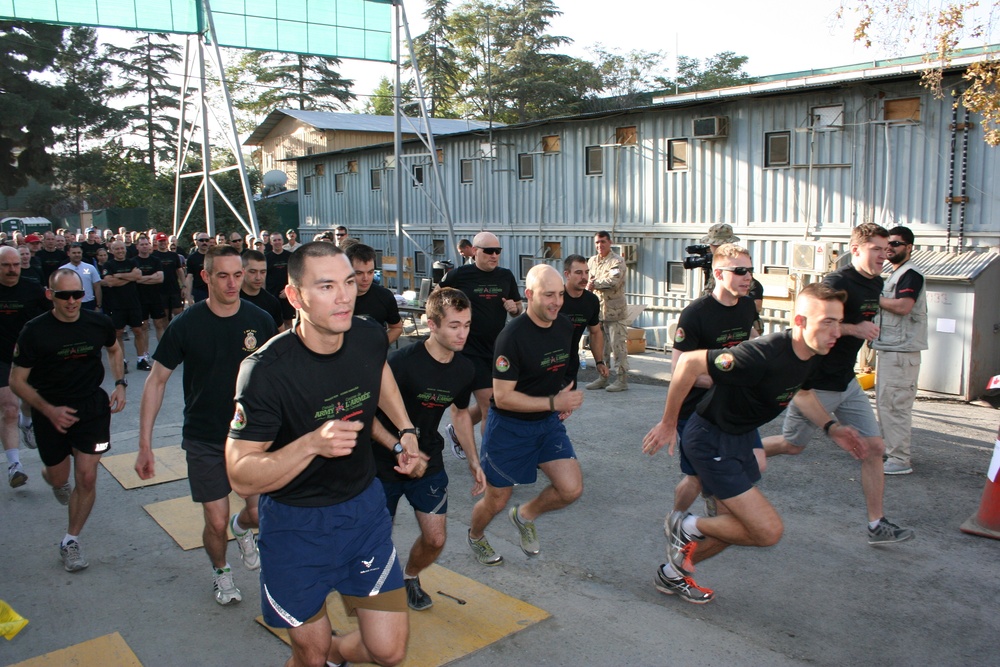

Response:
(790, 241), (833, 273)
(692, 116), (729, 140)
(612, 243), (638, 266)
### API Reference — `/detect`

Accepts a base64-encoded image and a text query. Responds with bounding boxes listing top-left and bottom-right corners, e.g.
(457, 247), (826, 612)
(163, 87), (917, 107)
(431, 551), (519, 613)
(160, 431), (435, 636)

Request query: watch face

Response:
(393, 443), (404, 455)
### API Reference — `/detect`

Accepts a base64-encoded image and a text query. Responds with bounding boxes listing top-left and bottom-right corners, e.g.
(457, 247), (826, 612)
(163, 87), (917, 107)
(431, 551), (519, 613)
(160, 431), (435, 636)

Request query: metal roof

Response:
(244, 109), (496, 145)
(897, 249), (1000, 281)
(652, 44), (1000, 106)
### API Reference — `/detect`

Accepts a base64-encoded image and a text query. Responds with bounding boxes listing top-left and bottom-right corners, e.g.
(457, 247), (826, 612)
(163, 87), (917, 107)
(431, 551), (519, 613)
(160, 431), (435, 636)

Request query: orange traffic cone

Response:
(960, 422), (1000, 539)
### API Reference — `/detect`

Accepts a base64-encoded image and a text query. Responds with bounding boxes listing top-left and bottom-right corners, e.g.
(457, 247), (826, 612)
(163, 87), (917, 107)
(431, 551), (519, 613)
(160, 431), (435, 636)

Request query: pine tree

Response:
(230, 51), (356, 117)
(410, 0), (462, 118)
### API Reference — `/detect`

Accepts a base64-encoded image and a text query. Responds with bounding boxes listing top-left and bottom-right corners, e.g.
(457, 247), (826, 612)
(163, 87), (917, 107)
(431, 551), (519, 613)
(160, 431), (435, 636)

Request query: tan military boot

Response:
(605, 375), (629, 392)
(585, 375), (609, 390)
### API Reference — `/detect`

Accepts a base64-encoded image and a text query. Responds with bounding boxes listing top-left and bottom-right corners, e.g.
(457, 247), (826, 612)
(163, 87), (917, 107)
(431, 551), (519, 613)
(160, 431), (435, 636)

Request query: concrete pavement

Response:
(2, 344), (998, 666)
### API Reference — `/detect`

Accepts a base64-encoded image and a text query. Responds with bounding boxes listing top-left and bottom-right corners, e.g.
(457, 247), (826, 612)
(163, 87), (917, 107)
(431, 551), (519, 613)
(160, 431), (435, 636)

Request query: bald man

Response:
(440, 231), (522, 459)
(466, 265), (583, 566)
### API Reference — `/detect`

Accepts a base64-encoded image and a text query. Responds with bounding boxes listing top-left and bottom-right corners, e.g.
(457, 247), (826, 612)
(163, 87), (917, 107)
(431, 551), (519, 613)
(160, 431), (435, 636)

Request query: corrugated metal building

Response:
(290, 48), (1000, 399)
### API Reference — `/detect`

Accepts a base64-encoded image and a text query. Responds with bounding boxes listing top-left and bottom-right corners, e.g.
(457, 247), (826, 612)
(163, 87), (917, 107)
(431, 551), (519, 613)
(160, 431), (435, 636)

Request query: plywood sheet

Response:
(101, 445), (187, 489)
(10, 632), (142, 667)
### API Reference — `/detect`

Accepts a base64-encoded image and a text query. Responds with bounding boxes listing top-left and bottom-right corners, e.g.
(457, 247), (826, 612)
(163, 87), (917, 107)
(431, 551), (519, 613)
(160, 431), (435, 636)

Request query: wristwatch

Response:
(392, 442), (404, 456)
(115, 379), (128, 388)
(399, 427), (419, 439)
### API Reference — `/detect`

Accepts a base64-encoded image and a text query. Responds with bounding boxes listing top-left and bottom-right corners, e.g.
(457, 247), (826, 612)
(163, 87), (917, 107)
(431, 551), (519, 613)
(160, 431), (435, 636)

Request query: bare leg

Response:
(202, 496), (232, 569)
(689, 487), (784, 565)
(328, 608), (408, 667)
(673, 475), (703, 513)
(859, 436), (886, 522)
(519, 458), (583, 522)
(68, 452), (103, 536)
(470, 484), (512, 538)
(405, 512), (446, 576)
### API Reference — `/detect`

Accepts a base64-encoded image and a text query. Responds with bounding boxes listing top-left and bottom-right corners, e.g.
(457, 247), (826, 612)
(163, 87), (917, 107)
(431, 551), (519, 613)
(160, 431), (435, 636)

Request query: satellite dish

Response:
(262, 170), (288, 188)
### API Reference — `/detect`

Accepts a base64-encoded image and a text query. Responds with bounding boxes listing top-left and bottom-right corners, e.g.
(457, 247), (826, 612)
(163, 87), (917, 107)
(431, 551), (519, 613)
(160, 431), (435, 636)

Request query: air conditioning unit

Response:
(790, 241), (833, 273)
(692, 116), (729, 140)
(611, 243), (638, 266)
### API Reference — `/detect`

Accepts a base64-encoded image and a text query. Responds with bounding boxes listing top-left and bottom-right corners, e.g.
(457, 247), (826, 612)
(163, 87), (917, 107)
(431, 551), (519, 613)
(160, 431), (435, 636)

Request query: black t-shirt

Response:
(132, 254), (164, 304)
(805, 266), (882, 391)
(699, 330), (819, 434)
(20, 266), (43, 284)
(35, 248), (68, 284)
(230, 318), (388, 507)
(354, 284), (401, 327)
(101, 257), (140, 310)
(154, 300), (276, 443)
(374, 341), (474, 482)
(13, 310), (117, 404)
(240, 289), (283, 330)
(81, 241), (106, 264)
(440, 264), (522, 359)
(265, 250), (290, 297)
(125, 243), (138, 259)
(558, 289), (600, 373)
(186, 251), (207, 292)
(674, 294), (758, 419)
(491, 314), (574, 421)
(0, 280), (49, 363)
(152, 250), (183, 295)
(890, 268), (924, 300)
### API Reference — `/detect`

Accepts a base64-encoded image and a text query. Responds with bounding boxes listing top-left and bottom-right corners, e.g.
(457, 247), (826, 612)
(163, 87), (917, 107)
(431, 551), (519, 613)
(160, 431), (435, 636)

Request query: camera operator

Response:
(686, 224), (764, 333)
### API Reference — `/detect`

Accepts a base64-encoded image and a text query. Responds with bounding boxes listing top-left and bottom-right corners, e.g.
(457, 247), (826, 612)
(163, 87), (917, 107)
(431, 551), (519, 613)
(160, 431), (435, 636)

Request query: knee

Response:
(866, 438), (885, 460)
(205, 512), (228, 536)
(1, 401), (18, 424)
(75, 468), (98, 492)
(423, 530), (446, 552)
(755, 518), (784, 547)
(558, 479), (583, 504)
(370, 642), (407, 667)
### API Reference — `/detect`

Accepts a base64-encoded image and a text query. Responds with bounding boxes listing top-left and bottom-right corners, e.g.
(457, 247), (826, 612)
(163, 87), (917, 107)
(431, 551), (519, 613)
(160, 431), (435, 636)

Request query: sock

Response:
(869, 519), (882, 530)
(327, 662), (345, 667)
(6, 449), (20, 465)
(660, 562), (682, 579)
(215, 563), (232, 574)
(18, 412), (31, 428)
(62, 533), (79, 547)
(682, 514), (704, 538)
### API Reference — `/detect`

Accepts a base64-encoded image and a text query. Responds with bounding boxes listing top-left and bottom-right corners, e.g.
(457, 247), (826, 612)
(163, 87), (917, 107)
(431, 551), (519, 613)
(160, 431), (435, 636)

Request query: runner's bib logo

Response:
(231, 404), (247, 431)
(714, 352), (735, 372)
(495, 355), (510, 372)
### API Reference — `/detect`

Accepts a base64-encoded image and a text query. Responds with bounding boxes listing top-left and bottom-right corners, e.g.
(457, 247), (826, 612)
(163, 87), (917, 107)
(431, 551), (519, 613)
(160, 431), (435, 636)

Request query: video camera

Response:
(683, 244), (713, 271)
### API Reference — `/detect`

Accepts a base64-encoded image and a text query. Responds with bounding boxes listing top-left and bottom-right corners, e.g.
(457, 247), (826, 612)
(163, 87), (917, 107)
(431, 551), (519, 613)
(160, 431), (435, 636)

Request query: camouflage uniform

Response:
(588, 250), (629, 380)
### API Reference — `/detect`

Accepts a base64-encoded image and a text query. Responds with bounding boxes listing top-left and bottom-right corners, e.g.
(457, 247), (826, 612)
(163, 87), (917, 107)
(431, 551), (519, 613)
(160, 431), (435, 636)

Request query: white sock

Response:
(6, 449), (19, 465)
(869, 519), (882, 530)
(682, 514), (704, 538)
(660, 562), (682, 579)
(62, 533), (79, 547)
(232, 516), (248, 534)
(18, 413), (31, 428)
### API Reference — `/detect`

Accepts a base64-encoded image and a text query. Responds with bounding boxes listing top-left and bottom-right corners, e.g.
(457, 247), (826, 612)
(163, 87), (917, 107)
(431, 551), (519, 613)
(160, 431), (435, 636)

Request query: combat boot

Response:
(586, 375), (609, 390)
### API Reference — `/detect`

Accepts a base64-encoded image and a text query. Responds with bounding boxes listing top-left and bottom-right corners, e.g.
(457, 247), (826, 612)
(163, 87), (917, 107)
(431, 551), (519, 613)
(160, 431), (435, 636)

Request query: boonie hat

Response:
(700, 223), (740, 245)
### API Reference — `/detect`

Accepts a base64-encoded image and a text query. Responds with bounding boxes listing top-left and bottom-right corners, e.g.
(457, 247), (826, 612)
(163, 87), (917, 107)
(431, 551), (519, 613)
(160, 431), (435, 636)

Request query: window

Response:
(667, 139), (688, 171)
(412, 164), (425, 186)
(765, 131), (791, 168)
(586, 146), (603, 175)
(374, 249), (383, 268)
(884, 97), (920, 122)
(519, 254), (535, 280)
(518, 153), (535, 180)
(616, 126), (637, 145)
(461, 159), (474, 184)
(347, 160), (358, 173)
(414, 252), (428, 276)
(432, 239), (445, 255)
(306, 146), (314, 155)
(667, 262), (685, 292)
(812, 104), (843, 130)
(335, 173), (346, 193)
(303, 175), (313, 196)
(370, 169), (381, 190)
(542, 135), (561, 153)
(542, 241), (562, 259)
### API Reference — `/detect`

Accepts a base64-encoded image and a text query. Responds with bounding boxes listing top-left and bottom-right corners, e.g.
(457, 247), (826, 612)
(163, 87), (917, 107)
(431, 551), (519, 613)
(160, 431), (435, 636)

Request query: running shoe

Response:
(60, 540), (89, 572)
(654, 565), (714, 604)
(868, 517), (915, 545)
(53, 482), (71, 506)
(405, 577), (433, 611)
(136, 359), (151, 372)
(230, 514), (260, 570)
(883, 460), (913, 475)
(213, 567), (242, 605)
(665, 511), (697, 575)
(8, 462), (27, 488)
(509, 505), (540, 556)
(467, 531), (503, 566)
(446, 423), (466, 460)
(19, 423), (36, 449)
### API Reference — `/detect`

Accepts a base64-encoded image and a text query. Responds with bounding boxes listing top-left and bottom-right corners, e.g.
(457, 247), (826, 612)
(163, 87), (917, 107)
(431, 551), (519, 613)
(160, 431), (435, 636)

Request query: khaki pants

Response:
(600, 319), (629, 376)
(876, 351), (921, 466)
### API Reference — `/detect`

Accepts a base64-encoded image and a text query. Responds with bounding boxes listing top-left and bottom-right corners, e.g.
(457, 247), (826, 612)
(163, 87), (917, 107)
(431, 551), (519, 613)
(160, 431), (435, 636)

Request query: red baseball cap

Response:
(25, 234), (42, 243)
(155, 233), (169, 241)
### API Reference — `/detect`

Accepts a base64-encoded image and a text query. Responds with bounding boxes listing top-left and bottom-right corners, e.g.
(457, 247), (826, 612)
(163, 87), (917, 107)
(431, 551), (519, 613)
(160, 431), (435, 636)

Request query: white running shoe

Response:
(213, 567), (242, 605)
(230, 514), (260, 571)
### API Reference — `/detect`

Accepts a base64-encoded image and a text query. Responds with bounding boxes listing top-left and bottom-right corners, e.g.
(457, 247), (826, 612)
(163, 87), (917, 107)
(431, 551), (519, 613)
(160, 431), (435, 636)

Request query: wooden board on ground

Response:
(10, 632), (142, 667)
(143, 491), (252, 550)
(101, 444), (187, 489)
(257, 563), (549, 666)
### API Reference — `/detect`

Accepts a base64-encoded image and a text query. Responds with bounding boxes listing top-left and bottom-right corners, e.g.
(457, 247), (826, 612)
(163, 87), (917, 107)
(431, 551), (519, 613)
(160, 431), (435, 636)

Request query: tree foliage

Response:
(363, 76), (418, 116)
(410, 0), (463, 118)
(588, 44), (669, 109)
(229, 51), (356, 118)
(0, 22), (70, 196)
(840, 0), (1000, 145)
(664, 52), (755, 93)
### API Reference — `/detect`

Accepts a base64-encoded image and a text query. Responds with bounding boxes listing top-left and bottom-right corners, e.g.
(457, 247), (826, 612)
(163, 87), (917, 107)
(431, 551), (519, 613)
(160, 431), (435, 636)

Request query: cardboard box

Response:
(627, 327), (646, 354)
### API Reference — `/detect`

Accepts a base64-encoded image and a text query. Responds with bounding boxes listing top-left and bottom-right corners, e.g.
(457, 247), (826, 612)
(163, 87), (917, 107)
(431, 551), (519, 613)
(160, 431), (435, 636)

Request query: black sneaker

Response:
(654, 565), (714, 604)
(405, 576), (433, 611)
(868, 517), (915, 545)
(136, 359), (151, 371)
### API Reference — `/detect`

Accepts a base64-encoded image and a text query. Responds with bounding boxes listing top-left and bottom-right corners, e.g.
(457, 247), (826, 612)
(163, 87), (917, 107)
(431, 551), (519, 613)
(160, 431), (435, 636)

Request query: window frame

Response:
(334, 172), (346, 193)
(765, 131), (791, 168)
(302, 175), (313, 196)
(667, 261), (686, 292)
(412, 164), (425, 187)
(370, 169), (382, 191)
(518, 153), (535, 180)
(667, 138), (688, 171)
(460, 159), (474, 184)
(585, 145), (603, 176)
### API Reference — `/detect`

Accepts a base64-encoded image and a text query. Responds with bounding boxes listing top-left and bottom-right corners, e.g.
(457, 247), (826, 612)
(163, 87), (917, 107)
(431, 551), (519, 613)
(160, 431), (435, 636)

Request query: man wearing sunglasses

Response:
(10, 268), (126, 571)
(185, 233), (211, 305)
(0, 246), (49, 489)
(763, 223), (914, 546)
(871, 226), (926, 476)
(440, 231), (522, 458)
(586, 231), (629, 392)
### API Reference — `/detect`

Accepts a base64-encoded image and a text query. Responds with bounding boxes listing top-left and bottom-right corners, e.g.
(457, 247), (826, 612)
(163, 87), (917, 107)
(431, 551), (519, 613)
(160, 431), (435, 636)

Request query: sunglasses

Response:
(53, 290), (85, 300)
(477, 247), (502, 255)
(196, 238), (209, 243)
(887, 241), (908, 247)
(335, 233), (346, 237)
(717, 266), (754, 276)
(231, 239), (243, 243)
